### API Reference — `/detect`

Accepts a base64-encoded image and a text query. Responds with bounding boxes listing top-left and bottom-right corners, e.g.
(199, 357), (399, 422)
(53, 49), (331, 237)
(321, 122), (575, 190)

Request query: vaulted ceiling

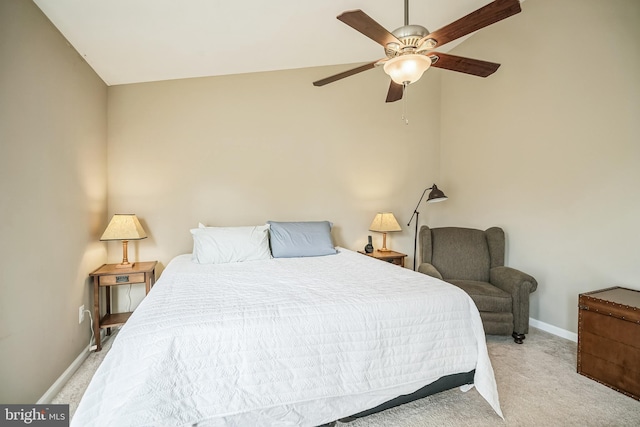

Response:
(33, 0), (506, 85)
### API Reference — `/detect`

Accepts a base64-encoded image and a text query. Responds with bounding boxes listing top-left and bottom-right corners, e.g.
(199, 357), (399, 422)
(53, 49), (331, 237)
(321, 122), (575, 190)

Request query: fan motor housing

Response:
(386, 25), (435, 58)
(393, 25), (428, 44)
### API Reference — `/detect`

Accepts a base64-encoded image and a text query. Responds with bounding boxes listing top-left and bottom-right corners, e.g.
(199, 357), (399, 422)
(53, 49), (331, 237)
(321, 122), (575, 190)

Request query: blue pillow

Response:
(267, 221), (337, 258)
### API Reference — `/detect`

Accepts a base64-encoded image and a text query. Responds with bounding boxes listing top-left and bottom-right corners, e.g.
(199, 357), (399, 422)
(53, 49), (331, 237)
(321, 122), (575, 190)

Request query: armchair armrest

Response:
(417, 263), (443, 280)
(490, 266), (538, 335)
(490, 266), (537, 294)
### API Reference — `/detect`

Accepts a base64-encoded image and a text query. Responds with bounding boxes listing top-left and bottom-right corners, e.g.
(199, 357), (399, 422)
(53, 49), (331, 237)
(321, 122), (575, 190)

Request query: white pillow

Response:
(190, 225), (272, 264)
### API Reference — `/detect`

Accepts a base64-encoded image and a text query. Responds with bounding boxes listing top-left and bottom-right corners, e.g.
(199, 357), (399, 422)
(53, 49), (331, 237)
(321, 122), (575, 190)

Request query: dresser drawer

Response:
(99, 272), (145, 286)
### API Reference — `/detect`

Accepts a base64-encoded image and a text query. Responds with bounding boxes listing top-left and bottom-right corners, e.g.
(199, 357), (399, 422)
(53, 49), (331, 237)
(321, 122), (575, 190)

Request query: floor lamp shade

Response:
(369, 212), (402, 252)
(426, 184), (447, 203)
(100, 214), (147, 268)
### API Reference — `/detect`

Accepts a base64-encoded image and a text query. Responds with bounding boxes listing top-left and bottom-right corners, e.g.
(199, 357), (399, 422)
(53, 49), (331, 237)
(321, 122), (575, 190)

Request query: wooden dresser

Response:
(577, 286), (640, 400)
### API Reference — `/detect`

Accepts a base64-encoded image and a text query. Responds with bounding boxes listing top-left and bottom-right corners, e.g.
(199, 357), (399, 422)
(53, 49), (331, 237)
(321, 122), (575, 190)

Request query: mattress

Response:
(72, 248), (502, 426)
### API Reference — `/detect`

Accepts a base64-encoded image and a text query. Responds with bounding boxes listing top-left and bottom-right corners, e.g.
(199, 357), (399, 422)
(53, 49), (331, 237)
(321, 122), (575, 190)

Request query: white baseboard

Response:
(37, 344), (91, 404)
(38, 330), (107, 404)
(530, 317), (578, 342)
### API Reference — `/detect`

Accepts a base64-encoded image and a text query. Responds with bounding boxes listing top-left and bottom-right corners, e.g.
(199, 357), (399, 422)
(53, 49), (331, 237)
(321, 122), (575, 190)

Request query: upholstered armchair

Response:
(418, 226), (537, 344)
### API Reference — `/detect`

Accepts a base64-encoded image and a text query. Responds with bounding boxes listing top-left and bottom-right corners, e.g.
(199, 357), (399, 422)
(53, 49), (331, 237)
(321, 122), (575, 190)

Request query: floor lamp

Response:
(407, 184), (447, 270)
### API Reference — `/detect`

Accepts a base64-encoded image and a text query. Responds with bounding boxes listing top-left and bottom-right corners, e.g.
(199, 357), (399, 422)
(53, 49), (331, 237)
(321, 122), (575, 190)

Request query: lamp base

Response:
(378, 232), (392, 252)
(116, 240), (134, 269)
(115, 262), (134, 269)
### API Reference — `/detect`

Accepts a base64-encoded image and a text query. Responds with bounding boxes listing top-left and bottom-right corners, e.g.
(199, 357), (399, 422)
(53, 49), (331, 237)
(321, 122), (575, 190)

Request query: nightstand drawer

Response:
(387, 258), (403, 266)
(358, 250), (406, 268)
(99, 272), (145, 286)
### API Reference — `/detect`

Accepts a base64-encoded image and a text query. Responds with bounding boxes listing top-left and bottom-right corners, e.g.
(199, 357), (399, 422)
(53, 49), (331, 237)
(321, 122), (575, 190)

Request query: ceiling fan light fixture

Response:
(383, 54), (432, 85)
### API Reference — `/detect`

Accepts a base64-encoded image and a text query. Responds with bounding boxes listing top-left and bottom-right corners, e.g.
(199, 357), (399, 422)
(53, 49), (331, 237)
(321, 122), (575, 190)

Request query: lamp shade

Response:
(369, 213), (402, 233)
(426, 184), (447, 203)
(100, 214), (147, 241)
(383, 54), (432, 85)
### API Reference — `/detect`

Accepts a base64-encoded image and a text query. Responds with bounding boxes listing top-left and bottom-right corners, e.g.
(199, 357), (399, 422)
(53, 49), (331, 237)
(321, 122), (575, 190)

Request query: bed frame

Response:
(321, 370), (475, 425)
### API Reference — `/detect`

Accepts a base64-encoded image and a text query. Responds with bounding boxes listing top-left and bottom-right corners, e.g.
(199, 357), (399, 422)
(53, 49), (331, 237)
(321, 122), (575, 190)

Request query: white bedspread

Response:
(72, 248), (502, 426)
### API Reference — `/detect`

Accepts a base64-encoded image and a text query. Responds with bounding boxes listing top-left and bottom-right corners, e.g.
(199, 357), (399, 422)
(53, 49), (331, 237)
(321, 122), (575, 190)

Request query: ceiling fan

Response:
(313, 0), (522, 103)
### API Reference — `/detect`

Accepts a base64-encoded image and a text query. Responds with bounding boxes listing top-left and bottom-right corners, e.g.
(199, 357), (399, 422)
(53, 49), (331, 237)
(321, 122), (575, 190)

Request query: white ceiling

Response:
(33, 0), (501, 86)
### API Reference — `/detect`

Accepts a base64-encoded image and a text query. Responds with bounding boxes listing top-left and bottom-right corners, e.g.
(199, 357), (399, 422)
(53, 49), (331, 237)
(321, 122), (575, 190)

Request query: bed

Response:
(72, 223), (503, 426)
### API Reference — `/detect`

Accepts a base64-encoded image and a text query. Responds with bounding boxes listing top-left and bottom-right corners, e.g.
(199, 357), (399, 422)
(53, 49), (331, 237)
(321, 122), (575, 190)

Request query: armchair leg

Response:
(512, 332), (525, 344)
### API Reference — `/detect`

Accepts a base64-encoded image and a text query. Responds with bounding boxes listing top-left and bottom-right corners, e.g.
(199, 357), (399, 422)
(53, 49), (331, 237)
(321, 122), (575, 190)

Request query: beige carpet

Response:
(53, 328), (640, 426)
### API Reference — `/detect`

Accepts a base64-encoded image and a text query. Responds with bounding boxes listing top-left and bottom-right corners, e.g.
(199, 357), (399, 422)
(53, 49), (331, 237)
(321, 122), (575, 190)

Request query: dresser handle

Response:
(116, 275), (129, 283)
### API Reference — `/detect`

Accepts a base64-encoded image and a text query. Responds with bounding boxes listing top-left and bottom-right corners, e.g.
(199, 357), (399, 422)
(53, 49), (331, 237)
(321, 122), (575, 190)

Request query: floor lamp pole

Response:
(411, 211), (420, 271)
(407, 187), (430, 271)
(408, 184), (448, 270)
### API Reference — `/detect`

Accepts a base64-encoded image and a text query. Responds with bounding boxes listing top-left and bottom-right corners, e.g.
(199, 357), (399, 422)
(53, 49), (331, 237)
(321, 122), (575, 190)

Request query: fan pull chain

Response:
(401, 83), (409, 125)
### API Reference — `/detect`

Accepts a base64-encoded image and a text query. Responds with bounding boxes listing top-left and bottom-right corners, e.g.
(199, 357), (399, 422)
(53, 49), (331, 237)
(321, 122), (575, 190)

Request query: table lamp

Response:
(369, 212), (402, 252)
(100, 214), (147, 268)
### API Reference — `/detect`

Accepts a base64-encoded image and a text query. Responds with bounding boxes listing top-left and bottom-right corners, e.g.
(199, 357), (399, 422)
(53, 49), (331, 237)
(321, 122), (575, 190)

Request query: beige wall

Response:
(436, 0), (640, 333)
(106, 64), (443, 288)
(0, 0), (107, 403)
(7, 0), (636, 403)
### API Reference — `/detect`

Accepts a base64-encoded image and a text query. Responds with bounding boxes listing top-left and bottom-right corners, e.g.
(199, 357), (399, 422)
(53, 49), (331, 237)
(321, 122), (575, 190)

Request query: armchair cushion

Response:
(448, 280), (512, 313)
(431, 228), (490, 282)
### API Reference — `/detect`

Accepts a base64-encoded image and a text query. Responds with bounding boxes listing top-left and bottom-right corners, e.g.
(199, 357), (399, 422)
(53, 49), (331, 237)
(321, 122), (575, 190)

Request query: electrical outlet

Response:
(79, 305), (85, 324)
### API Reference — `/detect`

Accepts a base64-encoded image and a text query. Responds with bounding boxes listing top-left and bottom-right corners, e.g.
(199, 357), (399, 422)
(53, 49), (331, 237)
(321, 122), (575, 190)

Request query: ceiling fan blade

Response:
(385, 81), (404, 103)
(313, 61), (379, 87)
(421, 0), (521, 49)
(428, 52), (500, 77)
(337, 9), (402, 47)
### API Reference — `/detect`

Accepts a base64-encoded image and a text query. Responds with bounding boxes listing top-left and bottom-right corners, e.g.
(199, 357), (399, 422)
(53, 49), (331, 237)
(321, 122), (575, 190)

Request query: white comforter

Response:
(72, 248), (502, 426)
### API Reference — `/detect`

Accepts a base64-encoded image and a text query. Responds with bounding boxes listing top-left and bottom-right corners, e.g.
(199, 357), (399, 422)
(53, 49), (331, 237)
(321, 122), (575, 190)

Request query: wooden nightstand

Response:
(90, 261), (157, 351)
(358, 250), (407, 267)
